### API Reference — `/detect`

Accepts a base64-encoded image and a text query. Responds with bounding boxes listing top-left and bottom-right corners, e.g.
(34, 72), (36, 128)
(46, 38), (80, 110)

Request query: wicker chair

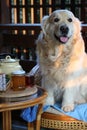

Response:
(41, 107), (87, 130)
(29, 65), (87, 130)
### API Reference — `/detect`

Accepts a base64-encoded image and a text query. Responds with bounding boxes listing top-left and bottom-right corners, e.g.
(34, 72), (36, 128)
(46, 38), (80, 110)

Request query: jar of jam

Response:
(11, 70), (26, 91)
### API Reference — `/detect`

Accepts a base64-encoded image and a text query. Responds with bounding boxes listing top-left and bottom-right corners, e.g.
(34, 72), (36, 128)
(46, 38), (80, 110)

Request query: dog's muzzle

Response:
(54, 25), (70, 44)
(60, 25), (69, 35)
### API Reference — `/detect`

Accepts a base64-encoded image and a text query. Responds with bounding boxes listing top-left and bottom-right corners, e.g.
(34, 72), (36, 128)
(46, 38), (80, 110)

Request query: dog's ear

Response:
(74, 17), (81, 32)
(73, 17), (82, 39)
(41, 16), (49, 35)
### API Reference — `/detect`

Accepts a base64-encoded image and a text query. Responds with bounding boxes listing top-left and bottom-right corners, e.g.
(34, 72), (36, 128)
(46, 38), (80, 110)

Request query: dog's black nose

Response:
(60, 25), (69, 35)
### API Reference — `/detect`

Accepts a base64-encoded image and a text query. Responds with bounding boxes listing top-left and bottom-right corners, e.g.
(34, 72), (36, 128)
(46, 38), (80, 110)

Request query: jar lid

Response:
(12, 70), (25, 75)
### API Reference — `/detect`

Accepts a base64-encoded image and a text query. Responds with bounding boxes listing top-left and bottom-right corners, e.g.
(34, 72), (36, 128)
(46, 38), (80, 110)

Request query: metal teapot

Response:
(0, 55), (23, 74)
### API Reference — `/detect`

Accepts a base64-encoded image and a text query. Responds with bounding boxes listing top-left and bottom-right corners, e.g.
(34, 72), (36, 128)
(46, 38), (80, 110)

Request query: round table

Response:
(0, 85), (48, 130)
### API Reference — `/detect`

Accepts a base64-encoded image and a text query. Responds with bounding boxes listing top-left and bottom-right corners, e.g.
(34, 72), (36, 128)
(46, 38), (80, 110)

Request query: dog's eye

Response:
(54, 18), (60, 22)
(68, 18), (72, 22)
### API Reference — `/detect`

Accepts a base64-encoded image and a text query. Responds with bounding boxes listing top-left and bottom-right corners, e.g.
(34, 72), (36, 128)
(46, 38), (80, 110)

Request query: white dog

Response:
(36, 9), (87, 112)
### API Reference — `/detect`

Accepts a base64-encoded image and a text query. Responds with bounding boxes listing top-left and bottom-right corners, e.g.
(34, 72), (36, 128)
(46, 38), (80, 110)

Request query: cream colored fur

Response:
(36, 10), (87, 112)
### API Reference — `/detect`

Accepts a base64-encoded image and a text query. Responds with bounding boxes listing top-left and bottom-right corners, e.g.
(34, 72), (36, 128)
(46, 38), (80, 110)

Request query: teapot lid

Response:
(0, 55), (19, 63)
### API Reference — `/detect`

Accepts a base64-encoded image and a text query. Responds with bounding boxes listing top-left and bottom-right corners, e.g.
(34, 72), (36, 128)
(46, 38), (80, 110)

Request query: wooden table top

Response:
(0, 85), (37, 98)
(0, 85), (48, 112)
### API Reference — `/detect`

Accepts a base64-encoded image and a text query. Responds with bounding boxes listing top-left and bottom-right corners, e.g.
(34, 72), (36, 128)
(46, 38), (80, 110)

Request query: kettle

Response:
(0, 55), (23, 74)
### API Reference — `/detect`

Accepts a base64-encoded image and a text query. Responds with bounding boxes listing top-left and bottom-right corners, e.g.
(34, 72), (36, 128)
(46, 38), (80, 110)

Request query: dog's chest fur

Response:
(38, 43), (73, 87)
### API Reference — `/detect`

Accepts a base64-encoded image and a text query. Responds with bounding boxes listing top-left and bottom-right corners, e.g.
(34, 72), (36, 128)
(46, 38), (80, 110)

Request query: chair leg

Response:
(28, 122), (34, 130)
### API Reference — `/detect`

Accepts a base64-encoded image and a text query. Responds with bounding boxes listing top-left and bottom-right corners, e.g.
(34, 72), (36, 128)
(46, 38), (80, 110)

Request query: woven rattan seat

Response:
(41, 107), (87, 130)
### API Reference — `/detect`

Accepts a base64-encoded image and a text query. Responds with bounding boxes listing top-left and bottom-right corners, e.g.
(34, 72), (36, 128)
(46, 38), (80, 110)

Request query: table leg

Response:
(27, 103), (43, 130)
(2, 111), (11, 130)
(35, 103), (43, 130)
(28, 122), (34, 130)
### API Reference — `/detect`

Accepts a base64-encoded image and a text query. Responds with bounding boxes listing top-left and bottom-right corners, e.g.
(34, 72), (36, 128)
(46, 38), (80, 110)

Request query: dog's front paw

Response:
(62, 104), (74, 112)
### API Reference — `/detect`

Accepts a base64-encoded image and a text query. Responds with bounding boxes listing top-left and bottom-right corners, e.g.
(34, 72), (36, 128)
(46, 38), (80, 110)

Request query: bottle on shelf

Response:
(29, 49), (33, 61)
(20, 48), (27, 60)
(12, 47), (19, 59)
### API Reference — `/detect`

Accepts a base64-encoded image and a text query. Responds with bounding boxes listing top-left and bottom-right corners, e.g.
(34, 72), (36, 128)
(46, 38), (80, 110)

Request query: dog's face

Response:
(41, 10), (81, 44)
